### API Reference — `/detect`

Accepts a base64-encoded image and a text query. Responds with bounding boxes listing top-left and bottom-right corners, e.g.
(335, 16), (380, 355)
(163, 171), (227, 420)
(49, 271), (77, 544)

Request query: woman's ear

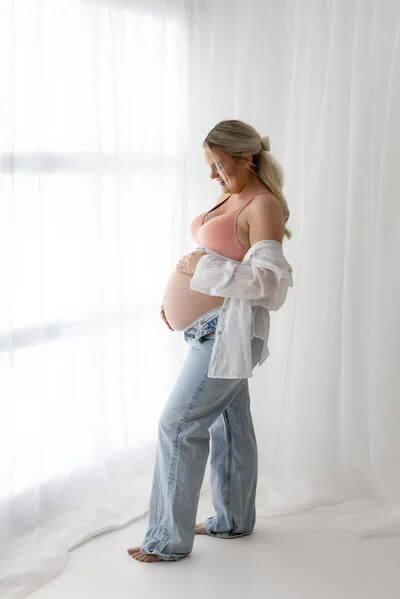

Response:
(238, 150), (253, 170)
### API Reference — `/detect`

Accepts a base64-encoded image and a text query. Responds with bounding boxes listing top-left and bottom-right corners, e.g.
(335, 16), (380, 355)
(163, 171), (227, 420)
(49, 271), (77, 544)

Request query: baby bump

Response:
(163, 269), (224, 331)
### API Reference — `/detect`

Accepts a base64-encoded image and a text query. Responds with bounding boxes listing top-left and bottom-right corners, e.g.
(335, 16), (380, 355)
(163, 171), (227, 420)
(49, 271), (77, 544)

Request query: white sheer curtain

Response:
(183, 0), (400, 537)
(2, 0), (400, 597)
(0, 1), (191, 597)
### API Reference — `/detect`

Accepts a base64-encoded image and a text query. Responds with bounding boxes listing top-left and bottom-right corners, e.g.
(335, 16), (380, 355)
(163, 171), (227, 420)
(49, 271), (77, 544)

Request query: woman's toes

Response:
(195, 522), (208, 534)
(127, 546), (141, 555)
(135, 552), (145, 561)
(133, 551), (161, 562)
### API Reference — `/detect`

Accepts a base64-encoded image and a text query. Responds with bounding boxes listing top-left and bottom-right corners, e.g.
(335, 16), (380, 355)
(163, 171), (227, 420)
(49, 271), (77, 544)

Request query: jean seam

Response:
(223, 410), (232, 526)
(167, 375), (208, 495)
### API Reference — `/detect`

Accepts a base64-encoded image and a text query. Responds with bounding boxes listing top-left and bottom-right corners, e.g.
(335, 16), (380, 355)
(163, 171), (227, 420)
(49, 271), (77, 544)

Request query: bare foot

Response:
(127, 546), (161, 563)
(127, 524), (208, 563)
(195, 522), (208, 535)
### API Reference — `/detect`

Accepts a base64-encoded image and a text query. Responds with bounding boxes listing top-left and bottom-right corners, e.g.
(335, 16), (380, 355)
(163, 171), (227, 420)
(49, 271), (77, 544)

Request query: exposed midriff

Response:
(162, 194), (254, 331)
(162, 271), (224, 330)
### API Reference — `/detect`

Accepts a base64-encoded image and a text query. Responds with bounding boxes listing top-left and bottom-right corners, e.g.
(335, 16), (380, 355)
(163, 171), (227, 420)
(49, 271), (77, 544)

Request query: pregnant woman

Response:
(128, 119), (293, 562)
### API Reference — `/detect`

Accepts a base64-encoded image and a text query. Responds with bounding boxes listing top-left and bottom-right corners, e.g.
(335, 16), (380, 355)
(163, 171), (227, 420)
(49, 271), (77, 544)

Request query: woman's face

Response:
(203, 145), (252, 193)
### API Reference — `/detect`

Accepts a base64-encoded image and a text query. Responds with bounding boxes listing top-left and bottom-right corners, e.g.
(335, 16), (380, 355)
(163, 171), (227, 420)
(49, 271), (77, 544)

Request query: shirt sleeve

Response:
(189, 252), (293, 302)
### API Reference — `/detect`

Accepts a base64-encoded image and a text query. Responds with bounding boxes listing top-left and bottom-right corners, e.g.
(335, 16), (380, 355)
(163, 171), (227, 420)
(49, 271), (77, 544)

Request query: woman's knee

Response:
(158, 401), (180, 436)
(158, 400), (199, 436)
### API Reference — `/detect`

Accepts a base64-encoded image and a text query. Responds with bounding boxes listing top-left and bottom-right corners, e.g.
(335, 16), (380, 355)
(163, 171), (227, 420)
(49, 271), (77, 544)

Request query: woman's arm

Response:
(189, 196), (291, 302)
(189, 246), (292, 301)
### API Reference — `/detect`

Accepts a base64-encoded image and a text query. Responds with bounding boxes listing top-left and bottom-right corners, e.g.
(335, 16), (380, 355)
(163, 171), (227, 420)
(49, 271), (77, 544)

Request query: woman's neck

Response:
(231, 174), (268, 202)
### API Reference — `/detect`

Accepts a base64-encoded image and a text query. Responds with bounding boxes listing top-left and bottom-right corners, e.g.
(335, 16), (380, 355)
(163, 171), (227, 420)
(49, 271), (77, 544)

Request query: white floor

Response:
(29, 489), (400, 599)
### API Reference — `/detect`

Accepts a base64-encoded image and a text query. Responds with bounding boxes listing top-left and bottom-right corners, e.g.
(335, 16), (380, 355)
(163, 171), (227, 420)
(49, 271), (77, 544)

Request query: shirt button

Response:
(217, 330), (222, 334)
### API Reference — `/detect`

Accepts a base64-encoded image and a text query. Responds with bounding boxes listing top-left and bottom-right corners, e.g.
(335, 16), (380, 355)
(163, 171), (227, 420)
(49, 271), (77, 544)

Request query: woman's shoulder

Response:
(248, 191), (284, 218)
(244, 191), (285, 243)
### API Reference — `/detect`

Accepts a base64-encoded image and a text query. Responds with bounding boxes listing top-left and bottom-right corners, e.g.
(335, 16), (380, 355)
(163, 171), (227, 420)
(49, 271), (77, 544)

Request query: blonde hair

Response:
(203, 119), (292, 240)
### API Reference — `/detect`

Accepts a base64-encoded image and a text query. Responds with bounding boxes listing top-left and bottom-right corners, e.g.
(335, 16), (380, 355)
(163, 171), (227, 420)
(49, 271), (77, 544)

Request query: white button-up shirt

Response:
(189, 239), (294, 378)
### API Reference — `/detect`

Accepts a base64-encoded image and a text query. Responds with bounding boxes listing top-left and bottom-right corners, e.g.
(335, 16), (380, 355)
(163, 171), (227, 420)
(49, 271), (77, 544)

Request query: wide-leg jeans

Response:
(140, 308), (263, 561)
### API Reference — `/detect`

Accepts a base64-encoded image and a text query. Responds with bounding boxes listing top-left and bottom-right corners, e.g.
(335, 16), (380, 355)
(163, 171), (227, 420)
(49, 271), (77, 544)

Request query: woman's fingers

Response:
(160, 307), (174, 330)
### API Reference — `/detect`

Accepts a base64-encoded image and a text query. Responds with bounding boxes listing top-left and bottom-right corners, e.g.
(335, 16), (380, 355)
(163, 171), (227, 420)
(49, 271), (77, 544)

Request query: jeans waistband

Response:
(183, 306), (222, 333)
(183, 315), (219, 343)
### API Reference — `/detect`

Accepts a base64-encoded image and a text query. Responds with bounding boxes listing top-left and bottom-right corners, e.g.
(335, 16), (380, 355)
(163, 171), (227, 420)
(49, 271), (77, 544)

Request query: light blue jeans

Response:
(140, 307), (263, 561)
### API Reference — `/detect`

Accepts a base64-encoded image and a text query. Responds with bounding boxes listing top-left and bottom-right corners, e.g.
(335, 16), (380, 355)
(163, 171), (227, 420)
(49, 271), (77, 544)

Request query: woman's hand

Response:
(175, 250), (207, 275)
(160, 302), (174, 330)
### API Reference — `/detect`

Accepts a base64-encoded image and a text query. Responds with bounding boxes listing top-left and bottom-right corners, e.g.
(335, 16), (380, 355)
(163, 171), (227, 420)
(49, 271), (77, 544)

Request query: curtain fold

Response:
(185, 0), (400, 532)
(1, 0), (400, 597)
(0, 1), (191, 597)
